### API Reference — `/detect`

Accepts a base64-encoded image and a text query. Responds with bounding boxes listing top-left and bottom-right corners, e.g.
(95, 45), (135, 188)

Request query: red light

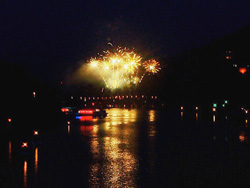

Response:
(78, 110), (94, 114)
(34, 131), (39, 136)
(8, 118), (12, 122)
(213, 108), (216, 112)
(79, 116), (93, 121)
(239, 68), (247, 74)
(61, 108), (69, 112)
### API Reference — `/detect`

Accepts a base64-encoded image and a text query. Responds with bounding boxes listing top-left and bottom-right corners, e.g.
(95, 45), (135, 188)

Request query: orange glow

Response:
(181, 106), (184, 110)
(78, 109), (94, 114)
(34, 131), (39, 136)
(22, 142), (28, 148)
(239, 68), (247, 74)
(195, 106), (198, 110)
(8, 118), (12, 122)
(239, 132), (247, 143)
(245, 110), (248, 114)
(213, 108), (216, 112)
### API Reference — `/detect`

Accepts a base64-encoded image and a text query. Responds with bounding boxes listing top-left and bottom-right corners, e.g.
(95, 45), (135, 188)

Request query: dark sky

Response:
(1, 0), (250, 82)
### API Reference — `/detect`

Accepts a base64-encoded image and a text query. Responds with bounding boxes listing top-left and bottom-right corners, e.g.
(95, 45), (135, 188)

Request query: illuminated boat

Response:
(76, 108), (107, 117)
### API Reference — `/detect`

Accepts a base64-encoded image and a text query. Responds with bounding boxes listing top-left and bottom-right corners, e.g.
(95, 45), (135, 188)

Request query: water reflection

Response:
(80, 125), (94, 136)
(89, 108), (138, 187)
(148, 110), (155, 122)
(213, 114), (216, 122)
(24, 160), (27, 188)
(9, 141), (11, 165)
(35, 147), (38, 174)
(68, 125), (70, 134)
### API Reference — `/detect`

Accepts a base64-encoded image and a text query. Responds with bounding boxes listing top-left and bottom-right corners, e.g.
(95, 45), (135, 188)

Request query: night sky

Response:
(1, 0), (250, 83)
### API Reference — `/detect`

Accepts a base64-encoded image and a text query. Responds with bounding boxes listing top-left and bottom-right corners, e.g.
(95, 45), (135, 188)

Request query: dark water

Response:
(1, 108), (250, 187)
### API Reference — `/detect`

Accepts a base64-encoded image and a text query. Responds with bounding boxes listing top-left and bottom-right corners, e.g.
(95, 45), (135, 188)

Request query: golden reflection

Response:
(148, 110), (156, 137)
(213, 115), (216, 122)
(148, 110), (155, 122)
(24, 160), (27, 188)
(196, 112), (198, 121)
(181, 112), (183, 119)
(68, 125), (70, 134)
(89, 108), (138, 187)
(35, 147), (38, 174)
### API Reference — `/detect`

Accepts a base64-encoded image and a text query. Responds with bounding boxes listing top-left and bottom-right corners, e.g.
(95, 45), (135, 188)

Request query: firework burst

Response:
(88, 45), (160, 90)
(143, 59), (161, 74)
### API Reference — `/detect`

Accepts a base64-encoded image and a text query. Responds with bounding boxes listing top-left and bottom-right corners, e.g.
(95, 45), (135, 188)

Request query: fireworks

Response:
(88, 46), (160, 89)
(143, 59), (161, 74)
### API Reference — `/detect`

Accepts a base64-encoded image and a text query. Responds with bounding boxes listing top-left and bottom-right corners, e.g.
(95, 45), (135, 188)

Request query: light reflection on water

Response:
(23, 160), (27, 188)
(5, 108), (250, 187)
(9, 141), (11, 165)
(88, 108), (140, 187)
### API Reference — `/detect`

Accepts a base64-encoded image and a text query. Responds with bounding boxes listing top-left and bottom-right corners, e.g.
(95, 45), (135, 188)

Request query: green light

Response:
(222, 104), (225, 107)
(213, 103), (217, 108)
(224, 100), (228, 104)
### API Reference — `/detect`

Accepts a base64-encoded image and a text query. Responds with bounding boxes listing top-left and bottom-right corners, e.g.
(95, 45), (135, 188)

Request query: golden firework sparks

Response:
(143, 59), (161, 74)
(88, 46), (160, 89)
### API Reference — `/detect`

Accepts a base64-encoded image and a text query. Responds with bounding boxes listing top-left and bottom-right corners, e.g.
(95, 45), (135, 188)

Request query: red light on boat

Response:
(78, 110), (94, 114)
(34, 131), (39, 136)
(8, 118), (12, 122)
(79, 116), (93, 121)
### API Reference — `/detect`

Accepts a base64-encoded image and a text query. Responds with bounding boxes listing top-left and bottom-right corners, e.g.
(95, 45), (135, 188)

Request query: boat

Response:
(76, 108), (107, 118)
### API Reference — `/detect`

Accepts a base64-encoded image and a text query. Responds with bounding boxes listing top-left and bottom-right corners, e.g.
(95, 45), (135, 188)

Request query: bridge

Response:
(64, 95), (162, 108)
